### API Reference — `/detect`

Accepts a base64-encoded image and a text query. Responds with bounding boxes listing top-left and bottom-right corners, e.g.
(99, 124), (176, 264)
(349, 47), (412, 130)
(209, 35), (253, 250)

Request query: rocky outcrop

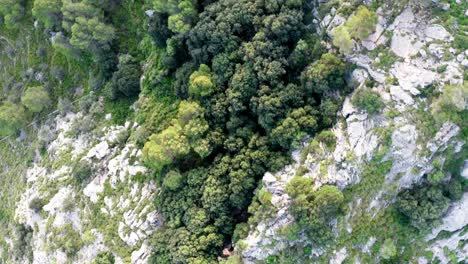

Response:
(240, 1), (467, 262)
(14, 111), (160, 264)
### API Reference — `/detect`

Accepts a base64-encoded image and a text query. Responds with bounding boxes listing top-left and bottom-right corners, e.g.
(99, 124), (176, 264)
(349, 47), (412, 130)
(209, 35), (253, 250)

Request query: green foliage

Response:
(332, 26), (353, 54)
(286, 179), (344, 245)
(397, 185), (450, 230)
(380, 239), (397, 259)
(12, 224), (33, 262)
(52, 224), (84, 257)
(232, 223), (249, 243)
(345, 6), (378, 40)
(104, 54), (142, 100)
(332, 6), (377, 53)
(431, 84), (468, 123)
(92, 251), (115, 264)
(163, 170), (184, 190)
(189, 64), (215, 97)
(29, 197), (45, 212)
(352, 88), (384, 115)
(143, 100), (210, 171)
(0, 101), (27, 136)
(0, 0), (24, 28)
(32, 0), (62, 29)
(70, 16), (115, 51)
(154, 0), (197, 33)
(72, 161), (92, 184)
(316, 130), (336, 150)
(21, 86), (51, 113)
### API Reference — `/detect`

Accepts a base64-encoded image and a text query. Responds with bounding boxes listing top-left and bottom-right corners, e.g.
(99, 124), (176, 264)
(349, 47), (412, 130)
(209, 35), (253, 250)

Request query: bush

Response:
(72, 161), (92, 184)
(352, 88), (384, 115)
(93, 251), (115, 264)
(29, 197), (45, 212)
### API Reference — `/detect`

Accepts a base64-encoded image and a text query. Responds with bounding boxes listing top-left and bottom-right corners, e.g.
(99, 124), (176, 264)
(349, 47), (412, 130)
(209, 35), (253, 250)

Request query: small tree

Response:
(189, 64), (215, 97)
(21, 86), (51, 113)
(163, 170), (184, 190)
(332, 26), (353, 54)
(0, 101), (27, 136)
(345, 6), (377, 40)
(104, 54), (141, 100)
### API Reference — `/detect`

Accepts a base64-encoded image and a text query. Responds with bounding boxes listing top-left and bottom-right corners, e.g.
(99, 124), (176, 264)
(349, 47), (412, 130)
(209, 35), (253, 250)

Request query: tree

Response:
(312, 185), (344, 219)
(0, 0), (24, 28)
(154, 0), (198, 33)
(70, 16), (115, 52)
(345, 6), (377, 40)
(104, 54), (141, 100)
(32, 0), (62, 29)
(189, 64), (215, 97)
(301, 53), (348, 96)
(332, 25), (353, 54)
(21, 86), (51, 113)
(0, 101), (27, 136)
(380, 239), (397, 260)
(163, 170), (184, 190)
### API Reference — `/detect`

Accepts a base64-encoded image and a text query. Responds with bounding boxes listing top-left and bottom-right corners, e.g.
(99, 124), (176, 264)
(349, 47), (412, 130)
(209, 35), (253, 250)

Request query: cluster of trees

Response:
(332, 6), (377, 53)
(143, 0), (352, 262)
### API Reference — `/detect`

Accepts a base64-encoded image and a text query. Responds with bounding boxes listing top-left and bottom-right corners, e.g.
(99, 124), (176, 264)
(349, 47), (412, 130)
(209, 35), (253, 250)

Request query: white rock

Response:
(390, 86), (414, 105)
(425, 25), (450, 40)
(87, 141), (110, 160)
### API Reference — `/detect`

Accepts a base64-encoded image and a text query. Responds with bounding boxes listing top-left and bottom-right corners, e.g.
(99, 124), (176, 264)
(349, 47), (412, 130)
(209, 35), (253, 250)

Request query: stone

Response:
(425, 25), (450, 40)
(390, 86), (414, 105)
(86, 141), (109, 160)
(462, 161), (468, 179)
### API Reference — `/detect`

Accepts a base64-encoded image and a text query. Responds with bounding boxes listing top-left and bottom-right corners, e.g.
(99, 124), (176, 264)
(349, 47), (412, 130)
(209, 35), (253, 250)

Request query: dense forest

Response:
(0, 0), (466, 263)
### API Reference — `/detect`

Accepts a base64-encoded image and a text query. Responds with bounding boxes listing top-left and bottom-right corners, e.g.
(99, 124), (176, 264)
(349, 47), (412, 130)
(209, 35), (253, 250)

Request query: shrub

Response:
(352, 88), (384, 115)
(93, 251), (115, 264)
(29, 197), (45, 212)
(72, 161), (92, 184)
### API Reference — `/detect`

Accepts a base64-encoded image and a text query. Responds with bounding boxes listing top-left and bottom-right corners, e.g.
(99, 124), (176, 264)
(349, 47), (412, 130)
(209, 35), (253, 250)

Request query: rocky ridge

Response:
(240, 2), (467, 263)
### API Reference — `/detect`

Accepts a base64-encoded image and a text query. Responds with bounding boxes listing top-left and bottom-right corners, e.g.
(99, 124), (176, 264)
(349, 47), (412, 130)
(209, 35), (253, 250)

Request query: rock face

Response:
(239, 2), (467, 263)
(14, 111), (160, 264)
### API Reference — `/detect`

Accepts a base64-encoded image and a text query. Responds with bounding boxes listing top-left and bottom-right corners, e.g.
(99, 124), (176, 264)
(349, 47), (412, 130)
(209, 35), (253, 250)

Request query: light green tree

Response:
(189, 64), (215, 97)
(332, 25), (353, 54)
(154, 0), (197, 33)
(380, 239), (397, 259)
(0, 101), (27, 136)
(21, 86), (51, 113)
(345, 5), (378, 40)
